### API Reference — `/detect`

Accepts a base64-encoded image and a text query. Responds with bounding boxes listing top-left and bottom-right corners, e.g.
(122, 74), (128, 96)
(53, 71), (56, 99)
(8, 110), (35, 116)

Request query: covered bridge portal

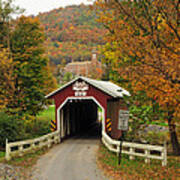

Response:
(46, 77), (130, 139)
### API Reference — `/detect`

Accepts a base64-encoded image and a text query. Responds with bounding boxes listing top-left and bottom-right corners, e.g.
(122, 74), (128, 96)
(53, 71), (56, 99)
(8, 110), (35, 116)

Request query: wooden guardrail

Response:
(102, 131), (167, 166)
(5, 130), (60, 161)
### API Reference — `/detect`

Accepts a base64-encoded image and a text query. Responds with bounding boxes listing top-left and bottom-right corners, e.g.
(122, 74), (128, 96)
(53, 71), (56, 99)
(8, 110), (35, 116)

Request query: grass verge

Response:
(37, 105), (55, 120)
(97, 143), (180, 180)
(0, 151), (5, 158)
(0, 151), (5, 162)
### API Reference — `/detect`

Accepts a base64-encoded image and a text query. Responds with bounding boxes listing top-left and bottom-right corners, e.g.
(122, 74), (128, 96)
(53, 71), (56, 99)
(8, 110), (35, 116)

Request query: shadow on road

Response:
(62, 122), (102, 143)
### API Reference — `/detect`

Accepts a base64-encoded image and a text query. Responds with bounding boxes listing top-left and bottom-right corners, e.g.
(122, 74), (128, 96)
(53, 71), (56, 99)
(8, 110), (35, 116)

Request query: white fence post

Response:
(145, 150), (150, 163)
(5, 139), (11, 161)
(48, 135), (52, 148)
(31, 142), (35, 149)
(19, 145), (23, 156)
(117, 145), (120, 156)
(129, 147), (135, 160)
(162, 141), (167, 166)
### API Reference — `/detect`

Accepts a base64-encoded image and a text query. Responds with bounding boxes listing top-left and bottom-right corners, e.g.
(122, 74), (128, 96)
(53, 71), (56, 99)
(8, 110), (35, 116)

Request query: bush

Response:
(125, 124), (169, 145)
(24, 115), (51, 139)
(140, 131), (168, 145)
(0, 112), (24, 148)
(0, 110), (52, 149)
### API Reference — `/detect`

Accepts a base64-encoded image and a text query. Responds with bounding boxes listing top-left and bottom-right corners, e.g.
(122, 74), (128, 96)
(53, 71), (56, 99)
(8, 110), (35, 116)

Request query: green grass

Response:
(98, 143), (180, 180)
(148, 121), (168, 126)
(0, 151), (5, 158)
(0, 151), (5, 163)
(37, 105), (55, 120)
(22, 105), (55, 140)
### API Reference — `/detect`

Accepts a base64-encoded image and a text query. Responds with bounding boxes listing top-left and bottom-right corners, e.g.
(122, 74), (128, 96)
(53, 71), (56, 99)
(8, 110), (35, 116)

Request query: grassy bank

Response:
(0, 151), (5, 158)
(97, 143), (180, 180)
(37, 105), (55, 121)
(23, 105), (55, 139)
(0, 151), (5, 162)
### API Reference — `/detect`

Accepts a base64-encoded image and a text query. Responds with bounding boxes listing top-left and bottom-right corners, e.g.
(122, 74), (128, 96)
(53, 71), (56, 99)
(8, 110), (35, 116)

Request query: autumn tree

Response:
(9, 16), (57, 116)
(0, 47), (15, 109)
(0, 0), (22, 48)
(37, 4), (106, 65)
(96, 0), (180, 155)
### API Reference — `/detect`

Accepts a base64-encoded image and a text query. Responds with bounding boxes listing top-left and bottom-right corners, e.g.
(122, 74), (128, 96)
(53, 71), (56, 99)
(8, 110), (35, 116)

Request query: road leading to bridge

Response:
(32, 136), (109, 180)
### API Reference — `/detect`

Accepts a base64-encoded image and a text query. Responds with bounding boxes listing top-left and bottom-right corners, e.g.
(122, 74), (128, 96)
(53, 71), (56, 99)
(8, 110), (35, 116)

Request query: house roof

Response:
(45, 76), (130, 99)
(66, 61), (91, 66)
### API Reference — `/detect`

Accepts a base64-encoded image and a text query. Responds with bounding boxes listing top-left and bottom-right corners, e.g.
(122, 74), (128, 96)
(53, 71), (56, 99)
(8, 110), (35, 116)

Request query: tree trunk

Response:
(168, 112), (180, 156)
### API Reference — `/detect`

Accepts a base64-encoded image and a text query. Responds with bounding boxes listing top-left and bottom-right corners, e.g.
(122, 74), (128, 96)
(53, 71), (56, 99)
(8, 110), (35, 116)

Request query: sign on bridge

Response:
(118, 110), (129, 131)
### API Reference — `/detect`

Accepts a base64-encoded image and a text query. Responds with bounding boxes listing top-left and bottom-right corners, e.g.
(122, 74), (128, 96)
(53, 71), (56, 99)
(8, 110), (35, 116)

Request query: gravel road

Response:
(32, 136), (109, 180)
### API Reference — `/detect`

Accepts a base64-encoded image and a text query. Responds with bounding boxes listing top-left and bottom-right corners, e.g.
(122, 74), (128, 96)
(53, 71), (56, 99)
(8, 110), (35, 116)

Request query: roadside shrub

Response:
(24, 115), (51, 139)
(0, 112), (24, 148)
(140, 131), (169, 145)
(0, 108), (52, 149)
(125, 123), (169, 145)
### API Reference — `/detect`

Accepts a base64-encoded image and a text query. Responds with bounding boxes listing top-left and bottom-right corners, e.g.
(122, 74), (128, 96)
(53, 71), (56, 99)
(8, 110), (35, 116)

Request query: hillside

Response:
(38, 4), (106, 65)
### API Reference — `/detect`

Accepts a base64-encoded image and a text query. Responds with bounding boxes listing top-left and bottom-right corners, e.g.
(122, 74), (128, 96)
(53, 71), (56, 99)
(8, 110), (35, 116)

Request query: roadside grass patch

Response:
(97, 143), (180, 180)
(37, 105), (55, 121)
(0, 151), (5, 162)
(148, 121), (168, 127)
(23, 105), (55, 140)
(0, 151), (5, 158)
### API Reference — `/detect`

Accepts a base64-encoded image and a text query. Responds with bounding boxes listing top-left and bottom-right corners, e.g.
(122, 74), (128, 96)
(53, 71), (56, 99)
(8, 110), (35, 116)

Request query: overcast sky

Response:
(14, 0), (94, 16)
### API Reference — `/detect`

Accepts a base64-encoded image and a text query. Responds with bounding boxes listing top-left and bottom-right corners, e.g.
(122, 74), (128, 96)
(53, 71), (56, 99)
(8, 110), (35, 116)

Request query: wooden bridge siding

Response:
(52, 81), (112, 132)
(107, 99), (128, 139)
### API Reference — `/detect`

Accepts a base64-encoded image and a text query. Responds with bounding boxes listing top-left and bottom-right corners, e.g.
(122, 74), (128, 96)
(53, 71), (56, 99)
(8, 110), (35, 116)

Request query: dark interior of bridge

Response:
(60, 99), (101, 138)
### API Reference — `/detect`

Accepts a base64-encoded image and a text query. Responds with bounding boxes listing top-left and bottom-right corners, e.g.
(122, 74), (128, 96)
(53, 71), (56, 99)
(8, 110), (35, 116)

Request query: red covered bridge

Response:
(46, 76), (130, 140)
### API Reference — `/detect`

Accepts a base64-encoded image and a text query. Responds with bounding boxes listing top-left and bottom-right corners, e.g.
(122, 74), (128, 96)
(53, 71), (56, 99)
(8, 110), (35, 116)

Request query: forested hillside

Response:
(38, 4), (106, 65)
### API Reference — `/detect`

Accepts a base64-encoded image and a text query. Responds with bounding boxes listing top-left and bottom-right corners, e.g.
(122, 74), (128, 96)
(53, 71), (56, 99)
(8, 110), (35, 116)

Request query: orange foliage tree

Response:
(38, 4), (107, 65)
(96, 0), (180, 155)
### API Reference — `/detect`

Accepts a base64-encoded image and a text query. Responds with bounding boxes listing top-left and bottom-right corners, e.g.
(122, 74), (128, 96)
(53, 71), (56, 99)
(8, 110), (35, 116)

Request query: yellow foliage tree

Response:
(0, 47), (15, 109)
(96, 0), (180, 155)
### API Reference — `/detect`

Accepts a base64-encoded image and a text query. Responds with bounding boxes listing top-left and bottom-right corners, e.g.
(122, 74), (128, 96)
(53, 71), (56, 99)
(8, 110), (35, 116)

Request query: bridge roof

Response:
(45, 76), (130, 99)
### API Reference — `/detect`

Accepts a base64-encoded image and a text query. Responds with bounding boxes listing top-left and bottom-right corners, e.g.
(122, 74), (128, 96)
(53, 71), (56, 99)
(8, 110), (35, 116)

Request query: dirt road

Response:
(32, 136), (109, 180)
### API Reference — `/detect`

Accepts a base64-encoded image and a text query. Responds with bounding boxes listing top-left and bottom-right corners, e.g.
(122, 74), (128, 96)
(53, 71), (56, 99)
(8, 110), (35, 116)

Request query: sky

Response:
(14, 0), (94, 16)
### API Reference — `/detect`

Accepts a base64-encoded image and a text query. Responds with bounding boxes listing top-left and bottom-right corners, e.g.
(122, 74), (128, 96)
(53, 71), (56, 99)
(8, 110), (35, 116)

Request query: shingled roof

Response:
(45, 76), (130, 99)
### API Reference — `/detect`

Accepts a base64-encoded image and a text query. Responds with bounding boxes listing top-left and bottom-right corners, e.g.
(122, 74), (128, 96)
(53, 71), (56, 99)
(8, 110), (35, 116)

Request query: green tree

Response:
(0, 0), (23, 48)
(9, 16), (56, 116)
(63, 72), (74, 84)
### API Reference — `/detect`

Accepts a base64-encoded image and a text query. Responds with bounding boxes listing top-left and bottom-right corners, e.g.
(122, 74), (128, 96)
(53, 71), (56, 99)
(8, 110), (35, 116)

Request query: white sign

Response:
(73, 81), (89, 96)
(118, 110), (129, 131)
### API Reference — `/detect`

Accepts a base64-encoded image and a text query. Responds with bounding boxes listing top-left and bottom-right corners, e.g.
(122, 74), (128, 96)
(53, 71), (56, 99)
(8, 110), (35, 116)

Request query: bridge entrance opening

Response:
(59, 99), (103, 139)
